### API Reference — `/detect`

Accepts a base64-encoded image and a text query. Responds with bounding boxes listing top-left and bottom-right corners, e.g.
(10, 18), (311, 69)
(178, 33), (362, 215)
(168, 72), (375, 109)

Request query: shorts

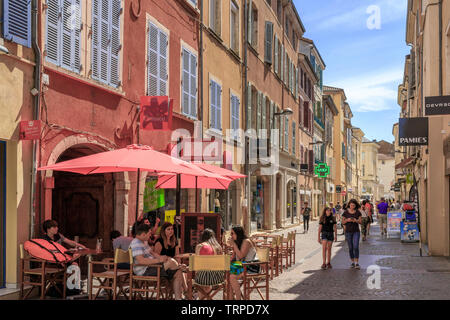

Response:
(195, 271), (225, 286)
(143, 265), (177, 280)
(321, 231), (334, 242)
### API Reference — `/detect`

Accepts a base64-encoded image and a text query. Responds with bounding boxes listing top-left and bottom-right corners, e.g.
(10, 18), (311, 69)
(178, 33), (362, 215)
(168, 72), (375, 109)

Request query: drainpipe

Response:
(199, 0), (204, 212)
(438, 0), (442, 96)
(244, 0), (249, 233)
(30, 0), (41, 239)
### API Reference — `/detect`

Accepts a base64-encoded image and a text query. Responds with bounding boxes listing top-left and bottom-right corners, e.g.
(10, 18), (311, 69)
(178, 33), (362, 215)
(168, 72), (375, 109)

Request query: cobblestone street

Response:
(254, 218), (450, 300)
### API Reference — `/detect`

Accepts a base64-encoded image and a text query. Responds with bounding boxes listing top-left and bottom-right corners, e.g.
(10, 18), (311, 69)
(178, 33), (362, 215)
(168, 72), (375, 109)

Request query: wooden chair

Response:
(279, 233), (292, 269)
(242, 247), (270, 300)
(88, 248), (132, 300)
(289, 231), (296, 265)
(130, 262), (169, 300)
(255, 239), (278, 280)
(187, 254), (231, 300)
(19, 244), (67, 300)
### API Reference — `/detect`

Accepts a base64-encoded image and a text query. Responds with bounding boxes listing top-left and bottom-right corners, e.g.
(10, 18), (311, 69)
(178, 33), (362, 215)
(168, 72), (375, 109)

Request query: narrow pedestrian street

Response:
(252, 219), (450, 300)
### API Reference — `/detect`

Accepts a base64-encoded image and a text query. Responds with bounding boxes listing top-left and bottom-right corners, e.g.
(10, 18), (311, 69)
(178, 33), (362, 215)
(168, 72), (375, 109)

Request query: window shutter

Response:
(61, 0), (81, 72)
(3, 0), (32, 47)
(147, 23), (158, 95)
(236, 97), (240, 134)
(190, 53), (197, 118)
(279, 114), (284, 148)
(158, 30), (168, 95)
(256, 91), (261, 132)
(210, 80), (216, 129)
(292, 121), (296, 155)
(280, 45), (284, 83)
(210, 0), (215, 30)
(182, 49), (190, 115)
(274, 35), (278, 75)
(216, 83), (222, 130)
(295, 67), (298, 99)
(308, 149), (314, 174)
(247, 83), (252, 130)
(264, 21), (273, 64)
(261, 95), (266, 130)
(110, 0), (121, 87)
(215, 0), (221, 36)
(99, 0), (110, 84)
(284, 117), (289, 151)
(247, 0), (252, 44)
(46, 0), (60, 65)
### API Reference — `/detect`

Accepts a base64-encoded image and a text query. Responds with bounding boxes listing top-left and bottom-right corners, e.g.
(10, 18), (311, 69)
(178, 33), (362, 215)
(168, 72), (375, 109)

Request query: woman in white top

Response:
(227, 225), (258, 300)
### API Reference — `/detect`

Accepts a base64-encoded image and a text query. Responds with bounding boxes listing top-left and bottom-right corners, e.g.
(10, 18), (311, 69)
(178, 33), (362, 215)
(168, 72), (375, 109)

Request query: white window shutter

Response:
(147, 23), (158, 95)
(210, 80), (216, 129)
(182, 49), (190, 115)
(158, 30), (168, 95)
(110, 0), (121, 87)
(261, 95), (266, 130)
(247, 83), (252, 130)
(190, 52), (197, 118)
(46, 0), (60, 65)
(216, 83), (222, 130)
(256, 91), (261, 132)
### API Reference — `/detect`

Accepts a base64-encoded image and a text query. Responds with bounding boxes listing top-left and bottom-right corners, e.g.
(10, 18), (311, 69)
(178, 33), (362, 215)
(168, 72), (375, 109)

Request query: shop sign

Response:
(398, 118), (428, 146)
(19, 120), (41, 140)
(140, 96), (173, 131)
(425, 95), (450, 115)
(314, 162), (330, 178)
(335, 185), (342, 193)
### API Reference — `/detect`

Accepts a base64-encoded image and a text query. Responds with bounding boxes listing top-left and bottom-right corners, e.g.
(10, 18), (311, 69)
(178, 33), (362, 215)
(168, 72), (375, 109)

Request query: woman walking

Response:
(342, 199), (362, 269)
(318, 207), (337, 270)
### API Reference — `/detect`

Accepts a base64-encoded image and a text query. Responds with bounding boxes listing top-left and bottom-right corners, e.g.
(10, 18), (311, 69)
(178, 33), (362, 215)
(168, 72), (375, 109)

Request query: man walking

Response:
(376, 198), (389, 236)
(302, 202), (312, 233)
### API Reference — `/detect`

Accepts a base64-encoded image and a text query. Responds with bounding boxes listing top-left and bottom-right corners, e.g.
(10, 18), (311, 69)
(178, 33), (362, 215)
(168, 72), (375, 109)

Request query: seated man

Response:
(111, 230), (133, 251)
(130, 223), (183, 300)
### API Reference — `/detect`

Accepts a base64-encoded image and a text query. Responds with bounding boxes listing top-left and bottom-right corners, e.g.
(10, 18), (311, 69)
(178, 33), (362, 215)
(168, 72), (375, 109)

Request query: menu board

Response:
(387, 211), (402, 236)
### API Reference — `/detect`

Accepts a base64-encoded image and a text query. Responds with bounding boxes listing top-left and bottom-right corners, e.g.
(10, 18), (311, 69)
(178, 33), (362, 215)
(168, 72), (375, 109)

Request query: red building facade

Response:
(36, 0), (200, 251)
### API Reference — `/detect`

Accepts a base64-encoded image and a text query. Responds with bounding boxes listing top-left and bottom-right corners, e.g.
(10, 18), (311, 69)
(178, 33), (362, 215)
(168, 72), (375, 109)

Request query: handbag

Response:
(244, 260), (261, 274)
(230, 260), (244, 275)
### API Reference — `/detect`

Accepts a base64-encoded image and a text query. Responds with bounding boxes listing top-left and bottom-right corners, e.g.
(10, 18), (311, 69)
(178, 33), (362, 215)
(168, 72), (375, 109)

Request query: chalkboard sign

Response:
(180, 213), (222, 253)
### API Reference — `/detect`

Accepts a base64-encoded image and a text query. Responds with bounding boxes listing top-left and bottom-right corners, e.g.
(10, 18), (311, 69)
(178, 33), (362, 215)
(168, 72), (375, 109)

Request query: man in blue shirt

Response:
(377, 198), (389, 236)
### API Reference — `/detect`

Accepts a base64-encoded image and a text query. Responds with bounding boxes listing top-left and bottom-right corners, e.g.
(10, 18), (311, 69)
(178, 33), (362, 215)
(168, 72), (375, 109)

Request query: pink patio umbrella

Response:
(38, 144), (227, 219)
(155, 163), (246, 211)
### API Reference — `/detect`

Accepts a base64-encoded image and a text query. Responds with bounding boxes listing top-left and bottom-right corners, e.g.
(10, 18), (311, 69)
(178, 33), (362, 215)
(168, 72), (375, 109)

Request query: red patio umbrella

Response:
(38, 144), (226, 219)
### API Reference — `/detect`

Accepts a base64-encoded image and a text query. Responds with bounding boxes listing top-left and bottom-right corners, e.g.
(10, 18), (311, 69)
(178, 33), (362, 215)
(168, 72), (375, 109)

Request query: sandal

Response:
(321, 264), (327, 270)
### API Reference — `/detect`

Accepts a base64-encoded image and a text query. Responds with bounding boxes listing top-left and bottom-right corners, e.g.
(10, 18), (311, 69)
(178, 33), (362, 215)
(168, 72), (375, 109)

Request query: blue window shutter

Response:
(210, 80), (216, 129)
(4, 0), (32, 47)
(46, 0), (61, 65)
(158, 29), (168, 95)
(99, 0), (110, 84)
(61, 0), (73, 70)
(72, 0), (81, 72)
(110, 0), (121, 87)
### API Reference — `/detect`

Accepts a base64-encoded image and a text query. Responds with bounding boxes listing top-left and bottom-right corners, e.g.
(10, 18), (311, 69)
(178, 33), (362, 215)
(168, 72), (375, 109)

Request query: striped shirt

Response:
(130, 238), (155, 276)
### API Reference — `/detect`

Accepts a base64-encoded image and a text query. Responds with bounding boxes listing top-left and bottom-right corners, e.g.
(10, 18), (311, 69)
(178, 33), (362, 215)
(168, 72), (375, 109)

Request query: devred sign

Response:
(140, 96), (173, 131)
(19, 120), (41, 140)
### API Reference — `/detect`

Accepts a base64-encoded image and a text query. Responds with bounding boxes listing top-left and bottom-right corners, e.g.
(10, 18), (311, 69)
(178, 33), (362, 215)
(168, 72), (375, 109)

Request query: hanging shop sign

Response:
(19, 120), (41, 140)
(314, 162), (330, 178)
(335, 185), (342, 193)
(424, 95), (450, 115)
(140, 96), (173, 131)
(398, 117), (428, 146)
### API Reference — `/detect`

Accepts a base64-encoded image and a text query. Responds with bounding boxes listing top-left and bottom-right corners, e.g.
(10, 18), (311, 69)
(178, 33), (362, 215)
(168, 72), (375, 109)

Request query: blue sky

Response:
(294, 0), (409, 143)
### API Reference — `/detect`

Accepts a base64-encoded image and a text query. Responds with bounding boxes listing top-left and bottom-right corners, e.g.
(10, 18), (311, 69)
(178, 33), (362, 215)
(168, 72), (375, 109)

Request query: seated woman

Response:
(194, 229), (225, 299)
(154, 222), (188, 293)
(228, 225), (259, 300)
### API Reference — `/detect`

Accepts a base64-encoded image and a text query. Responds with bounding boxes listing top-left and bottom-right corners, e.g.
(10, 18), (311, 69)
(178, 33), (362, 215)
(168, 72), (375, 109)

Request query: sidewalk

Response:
(262, 218), (450, 300)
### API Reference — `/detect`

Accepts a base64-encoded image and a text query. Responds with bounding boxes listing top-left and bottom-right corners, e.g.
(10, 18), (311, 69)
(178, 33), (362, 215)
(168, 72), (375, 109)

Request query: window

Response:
(264, 21), (273, 64)
(285, 16), (289, 37)
(188, 0), (197, 7)
(230, 94), (240, 140)
(274, 35), (278, 74)
(230, 1), (239, 53)
(210, 0), (221, 36)
(210, 79), (222, 131)
(251, 6), (258, 47)
(147, 21), (168, 96)
(277, 0), (282, 22)
(181, 47), (197, 118)
(3, 0), (32, 47)
(292, 122), (296, 155)
(92, 0), (122, 87)
(247, 82), (252, 130)
(362, 165), (365, 176)
(45, 0), (82, 73)
(284, 116), (289, 151)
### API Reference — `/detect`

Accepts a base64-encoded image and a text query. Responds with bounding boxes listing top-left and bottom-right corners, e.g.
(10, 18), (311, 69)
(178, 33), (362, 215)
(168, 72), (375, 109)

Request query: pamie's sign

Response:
(398, 117), (428, 146)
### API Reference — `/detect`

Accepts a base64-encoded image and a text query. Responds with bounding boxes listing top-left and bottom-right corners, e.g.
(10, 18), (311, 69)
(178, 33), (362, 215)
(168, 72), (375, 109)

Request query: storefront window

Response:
(251, 176), (264, 231)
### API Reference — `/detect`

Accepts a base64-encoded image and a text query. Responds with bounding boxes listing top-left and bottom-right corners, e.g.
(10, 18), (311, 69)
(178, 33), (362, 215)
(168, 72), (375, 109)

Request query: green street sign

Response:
(406, 174), (414, 184)
(314, 162), (330, 178)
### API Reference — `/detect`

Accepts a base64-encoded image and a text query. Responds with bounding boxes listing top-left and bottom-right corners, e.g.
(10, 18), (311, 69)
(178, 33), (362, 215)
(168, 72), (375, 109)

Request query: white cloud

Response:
(329, 69), (403, 112)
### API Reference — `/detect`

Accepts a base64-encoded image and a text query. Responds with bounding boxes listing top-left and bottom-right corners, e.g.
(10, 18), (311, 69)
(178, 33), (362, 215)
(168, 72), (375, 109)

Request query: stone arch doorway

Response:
(43, 137), (130, 255)
(51, 144), (114, 252)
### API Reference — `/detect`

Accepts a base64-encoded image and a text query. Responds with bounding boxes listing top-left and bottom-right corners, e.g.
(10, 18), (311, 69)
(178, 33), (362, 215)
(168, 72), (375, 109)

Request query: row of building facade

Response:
(395, 0), (450, 257)
(0, 0), (391, 290)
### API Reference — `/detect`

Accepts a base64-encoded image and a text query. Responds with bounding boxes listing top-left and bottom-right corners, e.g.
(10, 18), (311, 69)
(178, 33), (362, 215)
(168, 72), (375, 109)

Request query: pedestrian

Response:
(335, 202), (342, 212)
(318, 207), (337, 270)
(376, 198), (389, 236)
(301, 201), (312, 233)
(360, 201), (370, 241)
(365, 201), (373, 235)
(342, 199), (362, 269)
